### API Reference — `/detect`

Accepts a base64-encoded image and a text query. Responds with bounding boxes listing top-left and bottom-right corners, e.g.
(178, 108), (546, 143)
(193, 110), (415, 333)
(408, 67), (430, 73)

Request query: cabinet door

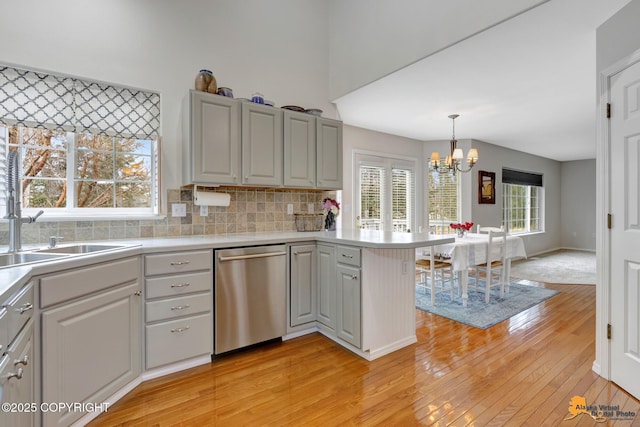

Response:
(317, 244), (336, 330)
(336, 264), (361, 348)
(0, 321), (34, 427)
(242, 102), (283, 186)
(290, 244), (317, 326)
(42, 282), (141, 427)
(284, 110), (316, 188)
(316, 118), (343, 189)
(189, 91), (241, 185)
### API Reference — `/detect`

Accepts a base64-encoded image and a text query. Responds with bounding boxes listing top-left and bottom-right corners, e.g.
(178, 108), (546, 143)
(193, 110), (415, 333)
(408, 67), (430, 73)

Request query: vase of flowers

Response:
(323, 197), (340, 231)
(450, 221), (474, 237)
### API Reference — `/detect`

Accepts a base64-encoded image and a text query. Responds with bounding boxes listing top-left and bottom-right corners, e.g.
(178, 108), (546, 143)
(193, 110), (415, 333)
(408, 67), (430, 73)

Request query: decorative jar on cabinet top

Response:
(195, 69), (214, 92)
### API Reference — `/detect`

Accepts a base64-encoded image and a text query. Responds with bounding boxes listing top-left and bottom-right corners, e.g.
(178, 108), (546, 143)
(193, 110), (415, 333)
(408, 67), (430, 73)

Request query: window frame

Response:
(1, 124), (160, 220)
(502, 182), (544, 235)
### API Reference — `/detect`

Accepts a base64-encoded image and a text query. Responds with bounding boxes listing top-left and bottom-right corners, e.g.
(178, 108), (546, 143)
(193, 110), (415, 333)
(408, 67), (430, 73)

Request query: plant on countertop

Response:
(323, 198), (340, 231)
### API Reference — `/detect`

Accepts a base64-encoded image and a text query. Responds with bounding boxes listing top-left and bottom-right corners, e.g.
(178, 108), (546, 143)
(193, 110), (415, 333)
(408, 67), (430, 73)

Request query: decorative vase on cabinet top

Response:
(195, 69), (214, 92)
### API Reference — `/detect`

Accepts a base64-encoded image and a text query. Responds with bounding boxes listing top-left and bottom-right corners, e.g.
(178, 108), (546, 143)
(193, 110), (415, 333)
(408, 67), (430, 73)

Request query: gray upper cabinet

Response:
(183, 90), (241, 185)
(316, 118), (343, 190)
(183, 90), (342, 189)
(284, 110), (316, 188)
(242, 102), (283, 186)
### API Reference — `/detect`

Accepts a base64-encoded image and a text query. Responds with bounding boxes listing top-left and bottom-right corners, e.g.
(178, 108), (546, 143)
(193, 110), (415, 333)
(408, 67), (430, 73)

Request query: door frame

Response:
(595, 47), (640, 380)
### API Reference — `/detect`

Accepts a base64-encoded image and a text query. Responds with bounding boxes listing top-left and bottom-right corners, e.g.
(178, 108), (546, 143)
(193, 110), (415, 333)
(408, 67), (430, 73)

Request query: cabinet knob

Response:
(14, 355), (28, 367)
(134, 291), (142, 296)
(351, 274), (358, 280)
(15, 303), (33, 314)
(7, 368), (24, 381)
(170, 326), (190, 333)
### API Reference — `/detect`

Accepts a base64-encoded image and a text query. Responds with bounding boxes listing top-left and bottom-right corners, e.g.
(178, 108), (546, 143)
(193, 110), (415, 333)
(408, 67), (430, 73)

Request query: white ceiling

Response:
(333, 0), (630, 162)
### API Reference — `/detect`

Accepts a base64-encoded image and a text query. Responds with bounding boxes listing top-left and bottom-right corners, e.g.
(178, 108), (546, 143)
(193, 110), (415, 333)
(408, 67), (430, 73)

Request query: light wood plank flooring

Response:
(89, 282), (640, 426)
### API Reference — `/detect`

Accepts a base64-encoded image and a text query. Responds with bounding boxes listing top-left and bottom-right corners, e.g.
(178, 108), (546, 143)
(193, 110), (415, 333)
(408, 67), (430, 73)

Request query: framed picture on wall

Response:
(478, 170), (496, 204)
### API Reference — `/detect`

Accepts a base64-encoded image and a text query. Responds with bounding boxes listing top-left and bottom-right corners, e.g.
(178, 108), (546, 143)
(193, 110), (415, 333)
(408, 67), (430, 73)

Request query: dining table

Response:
(417, 232), (527, 307)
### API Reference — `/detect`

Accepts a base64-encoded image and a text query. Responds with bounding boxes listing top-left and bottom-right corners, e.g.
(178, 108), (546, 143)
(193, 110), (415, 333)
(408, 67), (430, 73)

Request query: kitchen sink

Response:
(34, 243), (133, 254)
(0, 252), (68, 268)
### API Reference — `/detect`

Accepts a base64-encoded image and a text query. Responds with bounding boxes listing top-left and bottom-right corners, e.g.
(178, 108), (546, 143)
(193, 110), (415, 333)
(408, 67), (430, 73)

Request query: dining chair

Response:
(474, 229), (508, 303)
(416, 247), (454, 305)
(475, 224), (504, 233)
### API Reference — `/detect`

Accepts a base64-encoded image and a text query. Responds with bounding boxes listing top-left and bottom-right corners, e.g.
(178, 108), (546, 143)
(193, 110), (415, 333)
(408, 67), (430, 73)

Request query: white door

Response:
(610, 58), (640, 399)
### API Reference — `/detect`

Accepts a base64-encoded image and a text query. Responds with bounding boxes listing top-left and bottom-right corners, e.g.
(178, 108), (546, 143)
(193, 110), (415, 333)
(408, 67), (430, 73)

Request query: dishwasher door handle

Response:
(218, 251), (287, 262)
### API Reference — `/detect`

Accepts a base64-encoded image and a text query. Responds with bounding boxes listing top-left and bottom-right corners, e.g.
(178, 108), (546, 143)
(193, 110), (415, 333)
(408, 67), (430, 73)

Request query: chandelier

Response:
(429, 114), (478, 174)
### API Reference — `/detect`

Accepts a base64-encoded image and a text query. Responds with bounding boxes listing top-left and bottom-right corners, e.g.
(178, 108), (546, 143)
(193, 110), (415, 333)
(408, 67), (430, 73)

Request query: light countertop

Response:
(0, 229), (454, 301)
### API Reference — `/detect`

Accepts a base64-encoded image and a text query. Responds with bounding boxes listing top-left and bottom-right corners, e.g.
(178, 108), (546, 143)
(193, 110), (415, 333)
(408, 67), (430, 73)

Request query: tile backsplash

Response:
(0, 187), (333, 246)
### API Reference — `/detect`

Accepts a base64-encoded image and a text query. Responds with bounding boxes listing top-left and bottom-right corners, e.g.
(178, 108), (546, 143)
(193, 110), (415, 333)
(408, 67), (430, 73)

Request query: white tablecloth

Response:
(419, 233), (527, 270)
(416, 233), (527, 307)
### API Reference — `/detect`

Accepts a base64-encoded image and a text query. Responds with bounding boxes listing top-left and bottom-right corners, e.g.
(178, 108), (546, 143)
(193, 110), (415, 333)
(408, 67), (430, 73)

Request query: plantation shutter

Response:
(428, 168), (459, 233)
(359, 165), (385, 230)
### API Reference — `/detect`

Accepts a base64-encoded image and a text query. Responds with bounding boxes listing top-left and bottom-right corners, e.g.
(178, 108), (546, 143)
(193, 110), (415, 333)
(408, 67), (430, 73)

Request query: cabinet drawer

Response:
(146, 292), (211, 323)
(336, 245), (361, 267)
(145, 250), (212, 276)
(145, 312), (212, 369)
(5, 283), (34, 343)
(40, 257), (139, 308)
(0, 308), (6, 356)
(145, 271), (212, 299)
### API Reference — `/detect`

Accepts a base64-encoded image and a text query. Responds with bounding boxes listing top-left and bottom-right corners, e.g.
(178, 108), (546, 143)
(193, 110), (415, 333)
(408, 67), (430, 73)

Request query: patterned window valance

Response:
(0, 65), (160, 139)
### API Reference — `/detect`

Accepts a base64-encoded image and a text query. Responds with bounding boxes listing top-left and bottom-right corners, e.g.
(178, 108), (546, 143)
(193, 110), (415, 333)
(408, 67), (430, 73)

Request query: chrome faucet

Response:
(4, 150), (44, 252)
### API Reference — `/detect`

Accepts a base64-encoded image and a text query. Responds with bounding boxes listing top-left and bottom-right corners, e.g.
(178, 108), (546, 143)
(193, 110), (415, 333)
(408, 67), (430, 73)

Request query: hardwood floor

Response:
(89, 282), (640, 426)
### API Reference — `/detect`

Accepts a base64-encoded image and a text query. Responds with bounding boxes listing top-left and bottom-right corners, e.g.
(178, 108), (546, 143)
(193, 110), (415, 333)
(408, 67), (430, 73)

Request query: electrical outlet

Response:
(172, 203), (187, 217)
(307, 203), (314, 213)
(287, 204), (293, 215)
(200, 205), (209, 217)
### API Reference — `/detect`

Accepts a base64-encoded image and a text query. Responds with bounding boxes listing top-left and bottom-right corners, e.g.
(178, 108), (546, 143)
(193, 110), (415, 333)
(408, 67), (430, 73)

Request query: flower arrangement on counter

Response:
(450, 221), (474, 237)
(323, 198), (340, 231)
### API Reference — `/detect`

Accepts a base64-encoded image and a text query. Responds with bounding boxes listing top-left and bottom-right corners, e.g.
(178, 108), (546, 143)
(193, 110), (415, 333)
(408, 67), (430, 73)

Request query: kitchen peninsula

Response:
(0, 229), (452, 427)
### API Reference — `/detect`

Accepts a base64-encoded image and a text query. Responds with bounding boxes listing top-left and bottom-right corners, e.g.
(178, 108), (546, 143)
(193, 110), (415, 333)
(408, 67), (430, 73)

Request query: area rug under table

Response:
(416, 279), (559, 329)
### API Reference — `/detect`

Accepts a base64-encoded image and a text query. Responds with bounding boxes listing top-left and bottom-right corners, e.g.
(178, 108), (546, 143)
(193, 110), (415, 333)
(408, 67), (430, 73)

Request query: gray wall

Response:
(560, 160), (596, 251)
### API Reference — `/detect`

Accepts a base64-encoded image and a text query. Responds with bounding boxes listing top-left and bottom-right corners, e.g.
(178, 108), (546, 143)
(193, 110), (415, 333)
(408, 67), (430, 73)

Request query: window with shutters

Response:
(356, 153), (416, 232)
(502, 168), (544, 234)
(428, 169), (459, 234)
(0, 65), (160, 218)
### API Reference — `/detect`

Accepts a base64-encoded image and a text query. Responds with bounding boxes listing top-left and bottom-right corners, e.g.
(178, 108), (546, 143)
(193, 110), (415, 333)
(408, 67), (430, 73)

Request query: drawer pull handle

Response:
(342, 254), (354, 259)
(351, 274), (358, 280)
(170, 283), (190, 288)
(171, 326), (190, 333)
(14, 355), (28, 367)
(170, 261), (190, 266)
(171, 305), (190, 311)
(7, 368), (23, 381)
(16, 303), (33, 314)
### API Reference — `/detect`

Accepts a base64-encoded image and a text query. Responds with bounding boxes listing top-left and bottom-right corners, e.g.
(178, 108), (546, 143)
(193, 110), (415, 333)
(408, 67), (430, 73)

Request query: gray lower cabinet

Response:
(0, 282), (35, 427)
(316, 244), (336, 330)
(40, 257), (141, 427)
(144, 250), (213, 370)
(289, 244), (317, 327)
(241, 102), (283, 186)
(336, 264), (362, 348)
(335, 245), (361, 348)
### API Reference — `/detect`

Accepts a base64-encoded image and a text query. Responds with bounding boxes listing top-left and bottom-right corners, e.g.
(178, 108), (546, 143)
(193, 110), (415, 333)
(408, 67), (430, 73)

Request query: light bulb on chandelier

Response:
(430, 114), (478, 174)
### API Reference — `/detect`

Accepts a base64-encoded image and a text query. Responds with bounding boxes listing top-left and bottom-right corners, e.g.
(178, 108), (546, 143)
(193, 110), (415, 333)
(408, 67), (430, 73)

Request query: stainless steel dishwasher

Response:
(214, 245), (287, 354)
